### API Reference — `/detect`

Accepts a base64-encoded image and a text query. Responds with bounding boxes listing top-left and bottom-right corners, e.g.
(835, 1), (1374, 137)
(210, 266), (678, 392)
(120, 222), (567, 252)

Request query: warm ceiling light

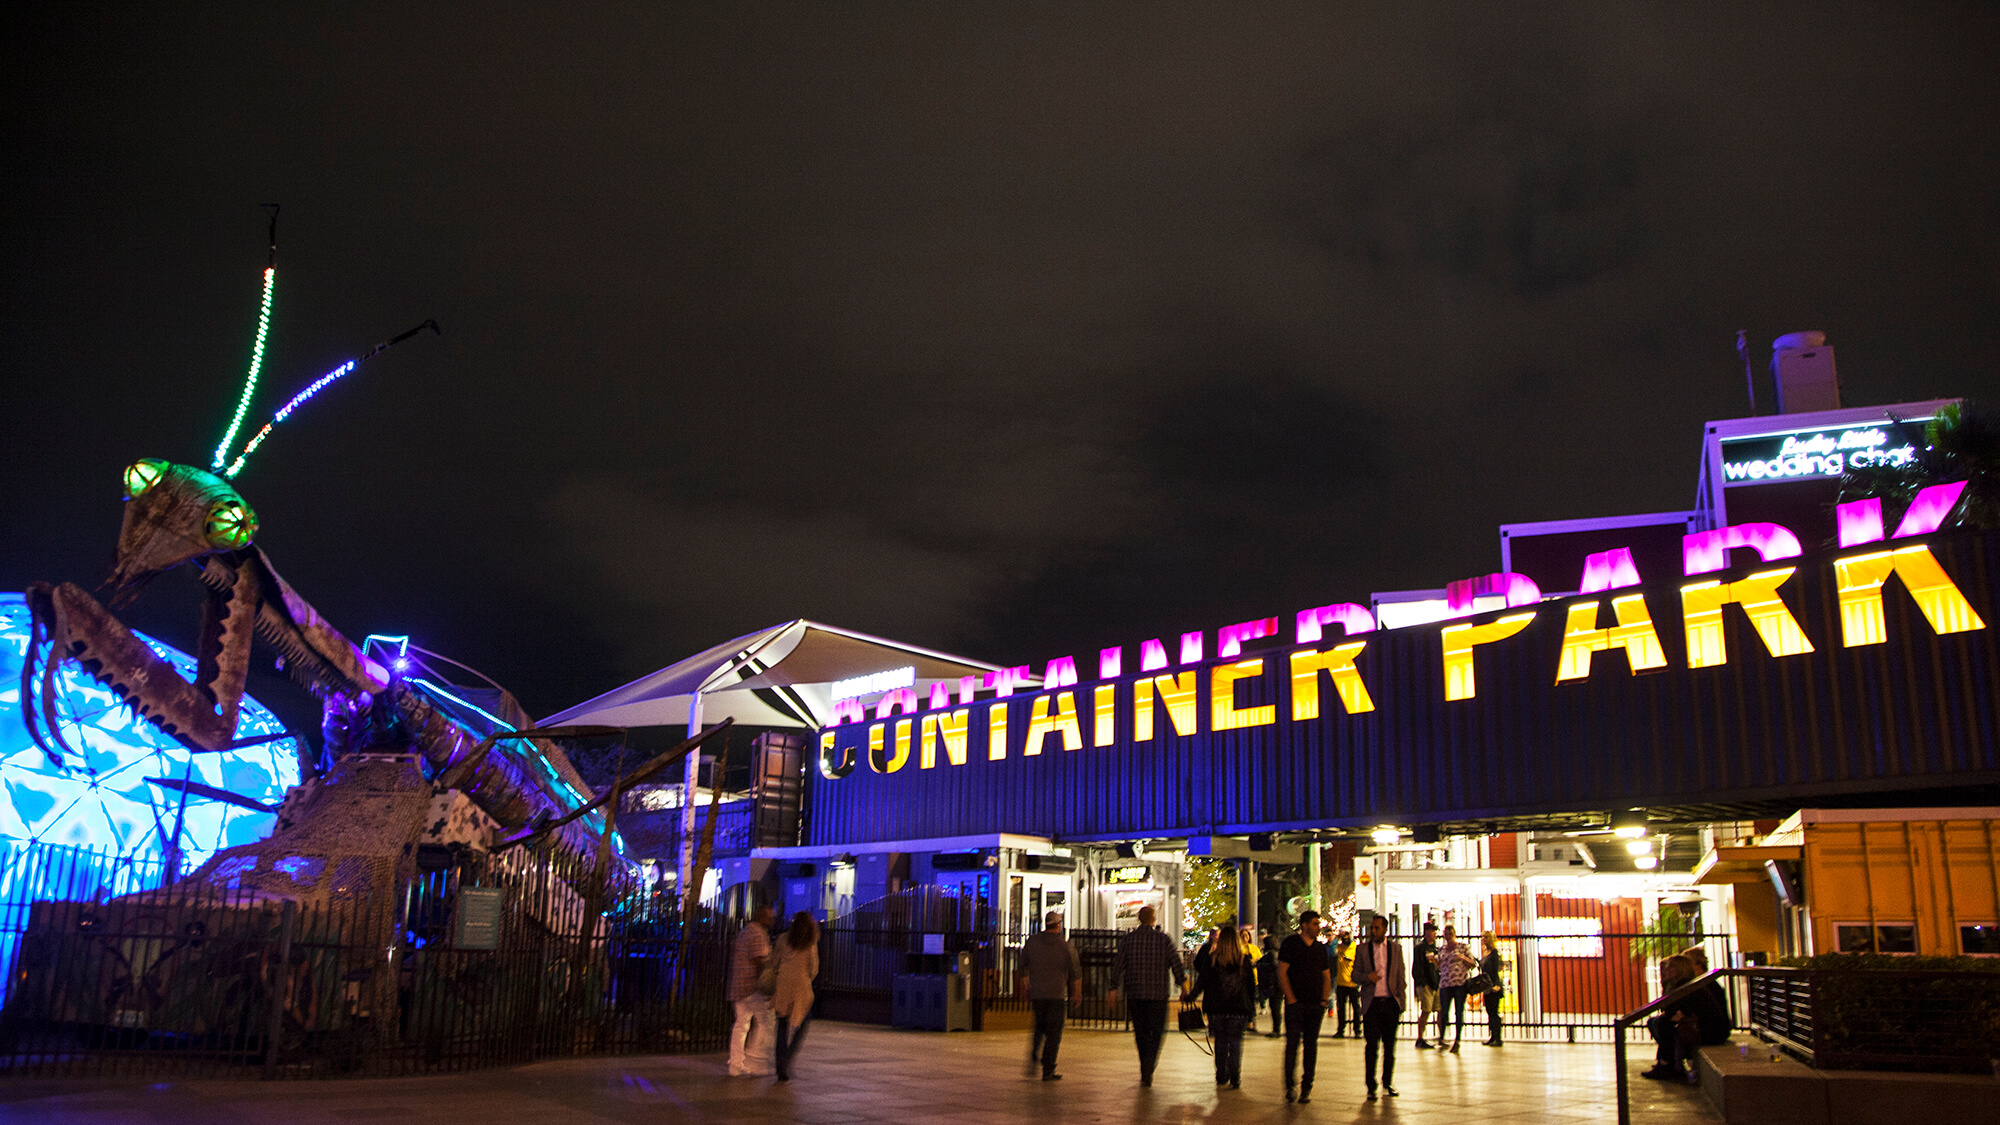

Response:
(1626, 839), (1653, 856)
(1635, 855), (1659, 870)
(1611, 810), (1650, 838)
(1371, 827), (1401, 846)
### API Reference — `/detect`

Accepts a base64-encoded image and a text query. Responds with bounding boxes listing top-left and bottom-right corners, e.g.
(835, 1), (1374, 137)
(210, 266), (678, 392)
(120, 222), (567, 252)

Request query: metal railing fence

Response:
(0, 838), (733, 1078)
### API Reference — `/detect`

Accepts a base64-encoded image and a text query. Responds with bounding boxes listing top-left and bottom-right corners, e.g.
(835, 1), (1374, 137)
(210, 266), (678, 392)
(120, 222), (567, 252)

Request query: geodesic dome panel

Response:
(0, 593), (302, 864)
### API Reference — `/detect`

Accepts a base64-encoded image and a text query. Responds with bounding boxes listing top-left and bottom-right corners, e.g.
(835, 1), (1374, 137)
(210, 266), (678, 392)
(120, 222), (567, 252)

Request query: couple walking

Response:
(725, 905), (822, 1082)
(1278, 911), (1407, 1102)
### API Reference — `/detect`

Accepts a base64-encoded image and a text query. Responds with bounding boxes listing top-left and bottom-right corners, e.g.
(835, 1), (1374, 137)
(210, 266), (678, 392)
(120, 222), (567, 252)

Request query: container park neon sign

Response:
(818, 483), (1985, 780)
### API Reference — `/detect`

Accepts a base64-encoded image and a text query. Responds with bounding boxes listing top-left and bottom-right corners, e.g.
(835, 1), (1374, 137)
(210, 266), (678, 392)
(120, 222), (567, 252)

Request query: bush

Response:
(1771, 954), (2000, 1071)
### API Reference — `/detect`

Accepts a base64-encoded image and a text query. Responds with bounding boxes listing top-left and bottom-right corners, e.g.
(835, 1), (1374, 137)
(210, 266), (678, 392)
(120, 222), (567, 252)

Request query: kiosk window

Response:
(1964, 926), (2000, 956)
(1836, 923), (1917, 953)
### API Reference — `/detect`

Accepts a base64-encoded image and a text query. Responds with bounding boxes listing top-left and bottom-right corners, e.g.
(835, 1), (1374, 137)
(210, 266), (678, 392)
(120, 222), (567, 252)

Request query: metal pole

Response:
(262, 900), (297, 1080)
(679, 691), (703, 908)
(1615, 1020), (1630, 1125)
(1306, 844), (1322, 916)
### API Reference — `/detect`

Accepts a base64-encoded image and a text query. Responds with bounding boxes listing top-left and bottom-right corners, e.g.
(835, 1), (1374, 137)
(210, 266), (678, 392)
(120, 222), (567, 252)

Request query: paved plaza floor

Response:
(0, 1022), (1721, 1124)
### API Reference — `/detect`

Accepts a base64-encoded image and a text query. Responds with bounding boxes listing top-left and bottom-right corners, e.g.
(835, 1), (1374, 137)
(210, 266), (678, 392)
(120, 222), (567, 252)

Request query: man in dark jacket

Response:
(1257, 932), (1284, 1037)
(1019, 910), (1082, 1081)
(1352, 915), (1407, 1101)
(1412, 921), (1440, 1048)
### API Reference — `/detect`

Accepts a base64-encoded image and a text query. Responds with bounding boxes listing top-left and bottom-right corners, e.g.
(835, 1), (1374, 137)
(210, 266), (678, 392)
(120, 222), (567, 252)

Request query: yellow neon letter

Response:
(1681, 567), (1815, 668)
(1093, 683), (1117, 747)
(920, 709), (971, 768)
(1024, 692), (1084, 754)
(1440, 612), (1536, 701)
(1211, 659), (1277, 731)
(987, 701), (1009, 760)
(1555, 594), (1668, 682)
(867, 721), (910, 773)
(1134, 670), (1201, 741)
(1289, 642), (1374, 720)
(818, 729), (853, 779)
(1834, 545), (1987, 646)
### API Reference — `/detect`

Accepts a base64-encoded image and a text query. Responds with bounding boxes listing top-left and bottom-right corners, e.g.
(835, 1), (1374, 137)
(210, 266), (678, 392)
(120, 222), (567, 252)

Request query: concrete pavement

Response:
(0, 1021), (1721, 1124)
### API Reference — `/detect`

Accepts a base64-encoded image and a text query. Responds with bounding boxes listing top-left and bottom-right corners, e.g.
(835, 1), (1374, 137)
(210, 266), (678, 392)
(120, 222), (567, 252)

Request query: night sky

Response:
(5, 4), (1998, 744)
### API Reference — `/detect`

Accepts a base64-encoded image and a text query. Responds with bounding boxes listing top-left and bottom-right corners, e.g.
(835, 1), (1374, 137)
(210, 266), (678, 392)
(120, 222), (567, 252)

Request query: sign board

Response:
(922, 933), (945, 955)
(454, 887), (503, 951)
(1104, 865), (1151, 886)
(1718, 420), (1925, 487)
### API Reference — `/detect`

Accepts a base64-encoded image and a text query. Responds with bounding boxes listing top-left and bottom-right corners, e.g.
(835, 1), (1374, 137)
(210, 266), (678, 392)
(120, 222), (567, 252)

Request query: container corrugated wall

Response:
(809, 531), (2000, 846)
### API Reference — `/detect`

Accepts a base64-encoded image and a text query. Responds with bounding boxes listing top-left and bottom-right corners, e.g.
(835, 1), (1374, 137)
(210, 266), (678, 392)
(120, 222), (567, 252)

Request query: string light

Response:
(223, 359), (355, 478)
(212, 267), (276, 472)
(221, 319), (435, 479)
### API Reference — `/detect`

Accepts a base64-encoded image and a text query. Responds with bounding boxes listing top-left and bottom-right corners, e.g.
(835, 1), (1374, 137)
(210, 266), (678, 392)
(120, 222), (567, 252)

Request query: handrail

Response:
(1613, 966), (1789, 1125)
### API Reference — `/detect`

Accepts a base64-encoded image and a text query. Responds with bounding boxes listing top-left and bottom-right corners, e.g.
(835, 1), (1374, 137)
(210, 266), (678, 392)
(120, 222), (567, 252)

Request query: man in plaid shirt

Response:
(726, 904), (777, 1076)
(1108, 904), (1187, 1086)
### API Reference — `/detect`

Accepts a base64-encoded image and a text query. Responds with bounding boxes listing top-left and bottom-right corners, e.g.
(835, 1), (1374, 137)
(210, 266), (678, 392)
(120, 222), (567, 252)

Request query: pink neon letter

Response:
(1179, 631), (1204, 665)
(875, 687), (919, 720)
(1217, 617), (1279, 658)
(1296, 603), (1375, 644)
(831, 698), (865, 725)
(1042, 655), (1079, 689)
(1836, 499), (1885, 548)
(1446, 572), (1542, 614)
(1578, 548), (1642, 593)
(982, 665), (1031, 697)
(927, 681), (953, 710)
(1139, 639), (1169, 672)
(1682, 523), (1803, 576)
(1099, 646), (1123, 679)
(1893, 480), (1969, 539)
(957, 675), (977, 705)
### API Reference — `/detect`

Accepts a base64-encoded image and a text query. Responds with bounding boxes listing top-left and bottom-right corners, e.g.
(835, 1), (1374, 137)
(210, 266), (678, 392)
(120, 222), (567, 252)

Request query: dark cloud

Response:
(3, 1), (1998, 736)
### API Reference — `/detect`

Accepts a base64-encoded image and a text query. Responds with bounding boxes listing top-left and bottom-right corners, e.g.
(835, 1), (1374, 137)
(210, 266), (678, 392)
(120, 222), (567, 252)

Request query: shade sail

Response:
(538, 620), (1011, 731)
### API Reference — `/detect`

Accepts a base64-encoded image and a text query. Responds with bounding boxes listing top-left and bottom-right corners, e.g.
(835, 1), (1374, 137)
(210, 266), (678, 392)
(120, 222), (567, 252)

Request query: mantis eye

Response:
(205, 499), (259, 549)
(123, 459), (168, 500)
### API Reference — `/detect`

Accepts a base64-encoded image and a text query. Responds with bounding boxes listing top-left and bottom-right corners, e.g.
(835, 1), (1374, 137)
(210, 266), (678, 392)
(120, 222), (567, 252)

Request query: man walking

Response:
(1277, 910), (1331, 1103)
(1413, 920), (1440, 1048)
(1019, 910), (1082, 1081)
(1109, 904), (1187, 1087)
(1353, 914), (1407, 1101)
(726, 903), (776, 1077)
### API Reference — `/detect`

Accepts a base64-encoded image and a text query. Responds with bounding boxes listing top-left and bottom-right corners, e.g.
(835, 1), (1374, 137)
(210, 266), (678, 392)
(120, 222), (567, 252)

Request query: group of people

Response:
(725, 904), (824, 1081)
(1095, 908), (1504, 1102)
(728, 901), (1727, 1097)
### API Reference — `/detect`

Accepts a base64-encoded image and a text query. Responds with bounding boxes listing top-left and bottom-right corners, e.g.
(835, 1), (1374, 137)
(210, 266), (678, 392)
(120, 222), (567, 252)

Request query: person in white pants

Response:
(727, 904), (777, 1076)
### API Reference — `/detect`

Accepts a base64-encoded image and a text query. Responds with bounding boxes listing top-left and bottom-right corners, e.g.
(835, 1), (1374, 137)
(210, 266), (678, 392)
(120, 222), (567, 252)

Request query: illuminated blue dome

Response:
(0, 592), (302, 864)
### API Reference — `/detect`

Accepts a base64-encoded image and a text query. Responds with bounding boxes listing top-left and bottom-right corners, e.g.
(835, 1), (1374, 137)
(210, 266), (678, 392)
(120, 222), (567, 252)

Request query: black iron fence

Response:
(816, 891), (1733, 1044)
(0, 839), (733, 1078)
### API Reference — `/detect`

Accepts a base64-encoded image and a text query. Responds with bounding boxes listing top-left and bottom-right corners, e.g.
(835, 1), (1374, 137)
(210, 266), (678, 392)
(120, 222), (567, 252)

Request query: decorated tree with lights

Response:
(1183, 857), (1238, 933)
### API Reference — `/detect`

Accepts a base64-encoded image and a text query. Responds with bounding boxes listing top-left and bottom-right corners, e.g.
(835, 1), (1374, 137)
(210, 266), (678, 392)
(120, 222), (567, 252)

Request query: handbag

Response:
(755, 944), (781, 997)
(1463, 971), (1496, 994)
(1177, 1000), (1206, 1033)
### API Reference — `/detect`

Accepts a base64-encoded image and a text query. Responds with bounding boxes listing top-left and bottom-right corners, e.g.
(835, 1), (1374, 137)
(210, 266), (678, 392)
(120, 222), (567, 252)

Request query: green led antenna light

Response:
(211, 205), (280, 472)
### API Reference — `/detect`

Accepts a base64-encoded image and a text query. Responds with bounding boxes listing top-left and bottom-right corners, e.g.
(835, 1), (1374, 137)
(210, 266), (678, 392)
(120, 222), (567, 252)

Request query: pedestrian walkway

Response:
(0, 1022), (1720, 1123)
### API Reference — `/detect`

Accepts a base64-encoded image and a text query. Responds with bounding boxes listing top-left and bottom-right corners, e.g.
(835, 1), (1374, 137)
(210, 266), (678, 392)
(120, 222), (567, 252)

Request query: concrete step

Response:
(1695, 1042), (2000, 1124)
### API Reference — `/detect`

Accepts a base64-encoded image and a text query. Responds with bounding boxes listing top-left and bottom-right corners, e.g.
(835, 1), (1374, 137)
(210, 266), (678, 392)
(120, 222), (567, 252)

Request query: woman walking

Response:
(1436, 924), (1477, 1052)
(771, 911), (820, 1082)
(1478, 931), (1505, 1046)
(1190, 925), (1258, 1088)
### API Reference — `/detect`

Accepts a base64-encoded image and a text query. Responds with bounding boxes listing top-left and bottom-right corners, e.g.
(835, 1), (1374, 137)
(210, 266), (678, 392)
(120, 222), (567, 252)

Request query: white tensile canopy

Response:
(537, 619), (1012, 731)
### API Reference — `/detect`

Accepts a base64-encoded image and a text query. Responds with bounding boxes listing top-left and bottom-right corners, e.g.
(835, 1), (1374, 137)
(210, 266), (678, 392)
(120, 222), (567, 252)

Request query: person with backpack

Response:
(1190, 925), (1258, 1089)
(1257, 931), (1284, 1037)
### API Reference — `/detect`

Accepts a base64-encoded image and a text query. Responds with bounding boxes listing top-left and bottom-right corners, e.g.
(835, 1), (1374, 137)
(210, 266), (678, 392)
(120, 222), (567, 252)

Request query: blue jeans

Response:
(1439, 986), (1468, 1045)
